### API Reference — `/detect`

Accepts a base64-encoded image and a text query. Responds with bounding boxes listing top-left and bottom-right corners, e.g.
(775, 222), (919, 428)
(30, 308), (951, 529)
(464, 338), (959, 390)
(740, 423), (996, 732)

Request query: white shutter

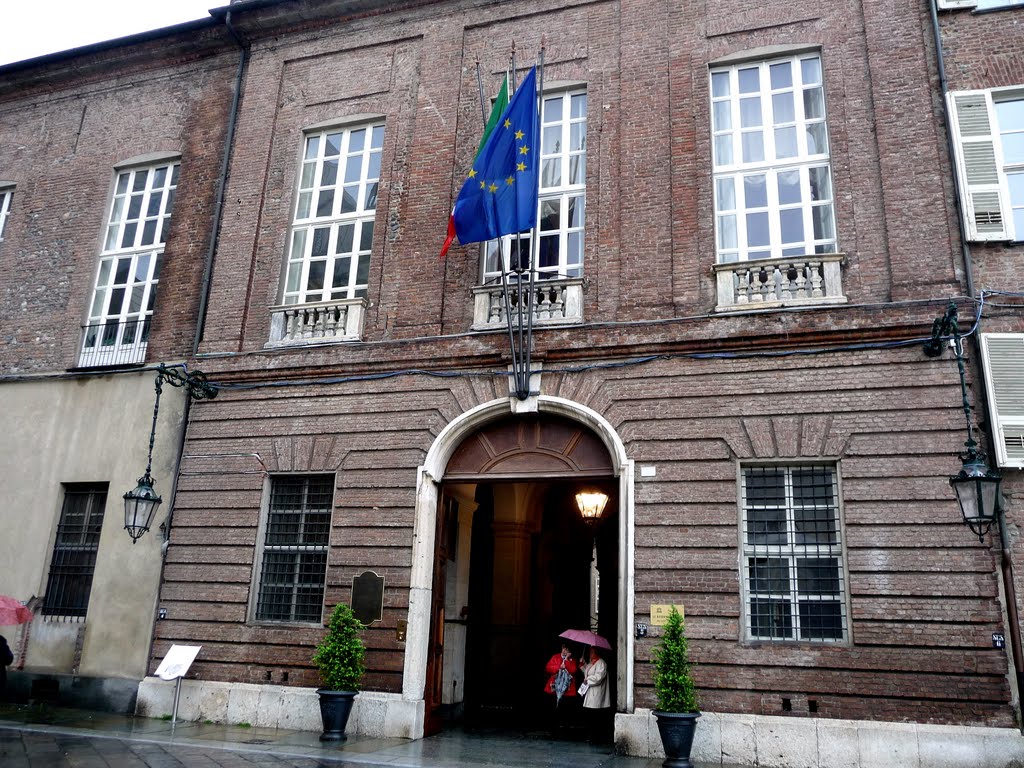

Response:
(948, 91), (1010, 241)
(936, 0), (977, 9)
(981, 333), (1024, 469)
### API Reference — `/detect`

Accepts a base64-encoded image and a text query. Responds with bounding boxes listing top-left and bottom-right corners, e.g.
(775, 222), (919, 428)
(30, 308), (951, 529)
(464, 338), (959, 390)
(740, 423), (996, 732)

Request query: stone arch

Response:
(401, 396), (634, 736)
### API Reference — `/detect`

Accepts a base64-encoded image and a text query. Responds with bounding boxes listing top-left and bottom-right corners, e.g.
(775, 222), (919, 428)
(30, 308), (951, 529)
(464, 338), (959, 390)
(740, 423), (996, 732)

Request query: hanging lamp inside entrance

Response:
(576, 491), (609, 524)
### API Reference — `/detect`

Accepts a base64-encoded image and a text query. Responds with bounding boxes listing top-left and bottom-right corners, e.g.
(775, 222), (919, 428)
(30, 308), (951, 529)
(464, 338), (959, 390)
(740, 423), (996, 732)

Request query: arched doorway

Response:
(402, 397), (635, 740)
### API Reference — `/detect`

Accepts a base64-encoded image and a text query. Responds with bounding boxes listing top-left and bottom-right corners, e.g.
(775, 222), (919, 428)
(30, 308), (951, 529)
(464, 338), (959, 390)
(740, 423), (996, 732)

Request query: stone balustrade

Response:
(267, 298), (367, 346)
(472, 277), (583, 330)
(713, 253), (846, 311)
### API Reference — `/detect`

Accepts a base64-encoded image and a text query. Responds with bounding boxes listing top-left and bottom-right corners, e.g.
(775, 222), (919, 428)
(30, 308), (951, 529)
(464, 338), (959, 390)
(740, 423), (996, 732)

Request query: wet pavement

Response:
(0, 704), (728, 767)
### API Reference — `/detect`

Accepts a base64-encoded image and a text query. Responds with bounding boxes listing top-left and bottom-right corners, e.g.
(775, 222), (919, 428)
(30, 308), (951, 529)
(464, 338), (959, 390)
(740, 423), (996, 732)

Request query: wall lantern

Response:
(925, 302), (1002, 541)
(124, 365), (218, 543)
(576, 491), (609, 524)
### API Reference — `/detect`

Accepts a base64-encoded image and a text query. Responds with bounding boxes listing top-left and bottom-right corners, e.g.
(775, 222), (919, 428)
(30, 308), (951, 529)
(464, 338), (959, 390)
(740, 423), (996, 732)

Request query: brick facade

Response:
(3, 0), (1023, 745)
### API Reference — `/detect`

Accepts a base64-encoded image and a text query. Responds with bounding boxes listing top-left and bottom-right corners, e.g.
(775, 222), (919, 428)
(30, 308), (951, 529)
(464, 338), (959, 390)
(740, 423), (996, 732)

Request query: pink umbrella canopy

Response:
(559, 628), (612, 650)
(0, 595), (32, 625)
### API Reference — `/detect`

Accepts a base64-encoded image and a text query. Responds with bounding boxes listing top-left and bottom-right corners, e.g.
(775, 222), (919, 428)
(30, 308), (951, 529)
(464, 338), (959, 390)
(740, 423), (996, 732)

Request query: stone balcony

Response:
(267, 298), (368, 346)
(472, 277), (583, 331)
(713, 253), (846, 312)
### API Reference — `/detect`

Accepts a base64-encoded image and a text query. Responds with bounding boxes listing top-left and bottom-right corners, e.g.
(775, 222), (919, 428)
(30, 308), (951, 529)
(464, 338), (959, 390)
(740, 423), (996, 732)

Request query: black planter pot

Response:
(653, 710), (701, 768)
(317, 689), (357, 742)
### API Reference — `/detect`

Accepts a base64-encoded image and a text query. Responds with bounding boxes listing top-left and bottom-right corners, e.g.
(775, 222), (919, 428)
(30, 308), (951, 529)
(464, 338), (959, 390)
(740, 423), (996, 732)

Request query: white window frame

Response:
(481, 88), (587, 283)
(711, 53), (837, 264)
(282, 123), (384, 306)
(981, 333), (1024, 469)
(739, 463), (850, 644)
(80, 162), (179, 367)
(251, 474), (334, 624)
(0, 187), (11, 242)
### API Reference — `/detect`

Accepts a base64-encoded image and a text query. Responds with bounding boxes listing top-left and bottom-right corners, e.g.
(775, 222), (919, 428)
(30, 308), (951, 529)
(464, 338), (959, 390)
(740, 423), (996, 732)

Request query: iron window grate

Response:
(42, 484), (107, 619)
(256, 475), (333, 623)
(741, 465), (848, 642)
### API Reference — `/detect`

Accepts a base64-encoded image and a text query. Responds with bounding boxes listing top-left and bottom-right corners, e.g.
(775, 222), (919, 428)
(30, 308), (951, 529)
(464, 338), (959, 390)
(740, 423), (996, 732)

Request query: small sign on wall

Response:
(352, 570), (385, 625)
(650, 604), (685, 626)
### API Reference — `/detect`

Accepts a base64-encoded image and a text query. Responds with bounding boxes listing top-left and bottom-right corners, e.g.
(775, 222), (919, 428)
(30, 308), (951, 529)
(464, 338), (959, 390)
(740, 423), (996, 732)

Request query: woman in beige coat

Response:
(580, 646), (611, 742)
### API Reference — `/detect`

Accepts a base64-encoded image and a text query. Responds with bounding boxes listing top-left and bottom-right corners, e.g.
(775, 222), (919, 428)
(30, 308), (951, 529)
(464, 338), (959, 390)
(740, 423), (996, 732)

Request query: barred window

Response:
(255, 475), (333, 623)
(42, 484), (107, 618)
(740, 465), (848, 642)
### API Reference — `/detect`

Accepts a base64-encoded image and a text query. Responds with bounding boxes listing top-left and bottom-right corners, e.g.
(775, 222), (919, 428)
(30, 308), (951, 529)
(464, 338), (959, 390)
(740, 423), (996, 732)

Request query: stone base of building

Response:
(615, 709), (1024, 768)
(134, 677), (422, 739)
(7, 671), (139, 714)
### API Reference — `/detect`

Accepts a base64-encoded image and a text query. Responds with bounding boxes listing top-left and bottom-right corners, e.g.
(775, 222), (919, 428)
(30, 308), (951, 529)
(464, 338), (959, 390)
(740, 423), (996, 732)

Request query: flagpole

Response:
(497, 59), (524, 398)
(475, 60), (487, 124)
(508, 44), (529, 399)
(523, 40), (545, 400)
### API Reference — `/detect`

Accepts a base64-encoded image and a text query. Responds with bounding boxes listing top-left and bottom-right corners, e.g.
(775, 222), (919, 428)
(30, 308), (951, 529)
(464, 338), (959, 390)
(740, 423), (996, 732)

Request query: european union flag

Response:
(452, 67), (539, 246)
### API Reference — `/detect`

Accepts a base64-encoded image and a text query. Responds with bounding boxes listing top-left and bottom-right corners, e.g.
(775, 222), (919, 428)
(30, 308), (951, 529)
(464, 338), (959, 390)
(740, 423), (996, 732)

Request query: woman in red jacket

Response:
(544, 643), (578, 736)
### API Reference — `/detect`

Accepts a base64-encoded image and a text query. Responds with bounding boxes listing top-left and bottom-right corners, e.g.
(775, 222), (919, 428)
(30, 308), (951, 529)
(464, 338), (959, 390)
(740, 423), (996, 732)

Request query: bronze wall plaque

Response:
(351, 570), (385, 625)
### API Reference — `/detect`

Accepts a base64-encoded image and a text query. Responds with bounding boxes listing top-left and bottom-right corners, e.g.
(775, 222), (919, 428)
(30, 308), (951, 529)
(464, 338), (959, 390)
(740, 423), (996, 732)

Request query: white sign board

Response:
(154, 644), (201, 681)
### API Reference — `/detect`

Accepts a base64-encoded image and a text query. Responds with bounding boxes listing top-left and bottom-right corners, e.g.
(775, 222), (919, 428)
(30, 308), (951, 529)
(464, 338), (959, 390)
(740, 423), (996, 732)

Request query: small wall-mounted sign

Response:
(396, 618), (408, 642)
(993, 633), (1006, 649)
(635, 622), (648, 638)
(158, 608), (167, 620)
(650, 604), (685, 626)
(351, 570), (385, 625)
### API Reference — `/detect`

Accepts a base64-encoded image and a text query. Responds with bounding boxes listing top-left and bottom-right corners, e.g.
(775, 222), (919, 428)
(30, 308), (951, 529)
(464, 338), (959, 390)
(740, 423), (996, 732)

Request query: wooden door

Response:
(423, 494), (456, 735)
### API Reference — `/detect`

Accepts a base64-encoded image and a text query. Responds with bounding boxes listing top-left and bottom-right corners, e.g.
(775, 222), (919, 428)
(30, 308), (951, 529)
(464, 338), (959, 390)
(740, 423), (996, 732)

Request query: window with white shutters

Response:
(947, 89), (1023, 241)
(981, 333), (1024, 469)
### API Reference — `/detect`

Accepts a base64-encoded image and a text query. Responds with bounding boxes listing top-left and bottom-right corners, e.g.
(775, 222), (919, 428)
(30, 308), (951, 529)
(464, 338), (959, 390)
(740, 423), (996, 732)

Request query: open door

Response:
(424, 494), (456, 735)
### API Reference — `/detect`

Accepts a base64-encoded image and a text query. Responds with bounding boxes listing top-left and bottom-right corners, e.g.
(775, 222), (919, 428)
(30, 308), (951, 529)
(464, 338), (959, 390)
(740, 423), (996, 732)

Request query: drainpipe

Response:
(929, 0), (1024, 719)
(193, 11), (248, 355)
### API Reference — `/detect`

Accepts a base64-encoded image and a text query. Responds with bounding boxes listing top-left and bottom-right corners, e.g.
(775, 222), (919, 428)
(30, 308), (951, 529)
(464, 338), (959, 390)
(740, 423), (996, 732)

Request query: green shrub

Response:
(653, 606), (698, 713)
(313, 604), (366, 692)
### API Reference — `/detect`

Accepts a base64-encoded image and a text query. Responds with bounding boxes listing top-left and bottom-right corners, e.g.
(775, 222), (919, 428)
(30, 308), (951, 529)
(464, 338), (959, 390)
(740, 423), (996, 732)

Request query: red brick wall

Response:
(0, 31), (236, 373)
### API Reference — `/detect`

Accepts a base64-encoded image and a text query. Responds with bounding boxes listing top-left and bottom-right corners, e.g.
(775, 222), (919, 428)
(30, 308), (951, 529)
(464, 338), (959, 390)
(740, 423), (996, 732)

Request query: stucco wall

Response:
(0, 371), (186, 680)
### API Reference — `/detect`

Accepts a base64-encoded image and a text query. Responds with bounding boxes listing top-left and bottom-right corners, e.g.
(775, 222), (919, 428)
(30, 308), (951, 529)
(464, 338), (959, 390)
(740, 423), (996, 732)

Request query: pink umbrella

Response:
(559, 628), (612, 650)
(0, 596), (32, 625)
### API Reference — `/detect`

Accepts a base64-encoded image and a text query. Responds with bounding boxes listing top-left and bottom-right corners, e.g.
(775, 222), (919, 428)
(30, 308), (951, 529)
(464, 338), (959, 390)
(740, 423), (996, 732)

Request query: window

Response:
(41, 484), (107, 618)
(80, 162), (179, 366)
(482, 89), (586, 283)
(283, 124), (384, 305)
(740, 465), (848, 642)
(254, 475), (333, 623)
(948, 90), (1024, 241)
(711, 54), (836, 263)
(981, 334), (1024, 469)
(0, 188), (11, 241)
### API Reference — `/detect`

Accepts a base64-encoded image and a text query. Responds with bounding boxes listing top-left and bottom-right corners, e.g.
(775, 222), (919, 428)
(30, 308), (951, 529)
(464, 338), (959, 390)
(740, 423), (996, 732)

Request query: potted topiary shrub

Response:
(313, 603), (366, 742)
(652, 606), (700, 768)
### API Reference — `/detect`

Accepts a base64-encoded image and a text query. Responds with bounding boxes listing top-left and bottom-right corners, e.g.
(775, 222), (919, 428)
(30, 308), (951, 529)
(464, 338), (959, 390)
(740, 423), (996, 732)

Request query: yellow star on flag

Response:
(515, 130), (524, 140)
(506, 175), (514, 185)
(504, 118), (511, 129)
(468, 169), (477, 179)
(517, 161), (526, 172)
(488, 182), (499, 193)
(519, 145), (530, 155)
